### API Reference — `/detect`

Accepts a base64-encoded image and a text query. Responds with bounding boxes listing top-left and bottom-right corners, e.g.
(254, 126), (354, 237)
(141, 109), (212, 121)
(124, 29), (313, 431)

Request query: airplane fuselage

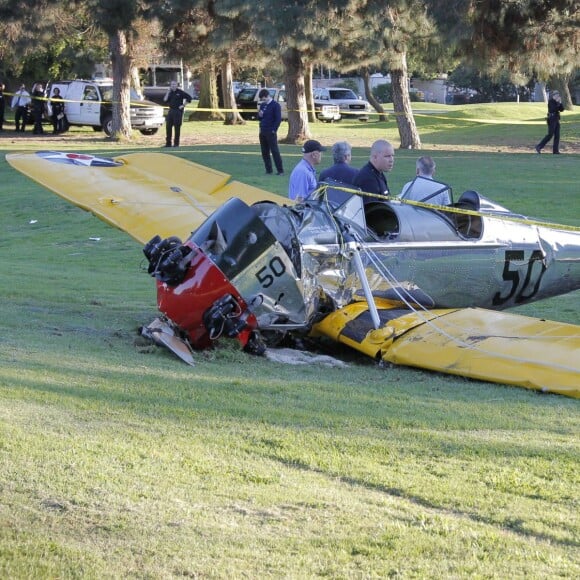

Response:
(147, 194), (580, 348)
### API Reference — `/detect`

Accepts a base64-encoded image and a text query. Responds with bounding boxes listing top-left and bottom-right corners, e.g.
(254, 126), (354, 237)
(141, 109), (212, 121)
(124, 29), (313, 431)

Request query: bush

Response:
(372, 83), (392, 104)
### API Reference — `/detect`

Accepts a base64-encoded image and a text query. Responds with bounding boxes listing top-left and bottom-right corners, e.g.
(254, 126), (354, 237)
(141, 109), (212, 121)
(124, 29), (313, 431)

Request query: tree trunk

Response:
(221, 54), (245, 125)
(192, 66), (224, 121)
(281, 47), (310, 144)
(549, 73), (573, 110)
(390, 51), (421, 149)
(361, 67), (387, 122)
(305, 62), (316, 123)
(109, 29), (132, 141)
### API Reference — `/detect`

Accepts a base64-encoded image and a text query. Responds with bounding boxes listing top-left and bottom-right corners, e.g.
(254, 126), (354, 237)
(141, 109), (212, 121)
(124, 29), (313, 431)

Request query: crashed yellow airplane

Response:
(7, 151), (580, 398)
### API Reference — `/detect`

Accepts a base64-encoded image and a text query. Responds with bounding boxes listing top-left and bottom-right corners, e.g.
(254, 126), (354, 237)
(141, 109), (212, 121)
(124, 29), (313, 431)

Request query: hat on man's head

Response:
(302, 140), (327, 153)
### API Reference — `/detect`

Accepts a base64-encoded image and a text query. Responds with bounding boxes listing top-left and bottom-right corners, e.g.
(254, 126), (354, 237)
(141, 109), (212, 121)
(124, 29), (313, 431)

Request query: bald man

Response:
(353, 139), (395, 204)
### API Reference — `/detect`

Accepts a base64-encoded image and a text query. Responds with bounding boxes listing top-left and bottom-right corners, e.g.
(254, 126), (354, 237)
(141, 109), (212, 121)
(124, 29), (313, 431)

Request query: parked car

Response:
(46, 79), (165, 136)
(312, 100), (341, 122)
(236, 87), (340, 122)
(236, 87), (288, 120)
(313, 87), (372, 121)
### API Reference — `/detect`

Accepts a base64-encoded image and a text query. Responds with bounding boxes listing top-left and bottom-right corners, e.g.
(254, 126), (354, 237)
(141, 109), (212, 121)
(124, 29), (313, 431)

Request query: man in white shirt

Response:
(11, 83), (31, 132)
(400, 156), (451, 206)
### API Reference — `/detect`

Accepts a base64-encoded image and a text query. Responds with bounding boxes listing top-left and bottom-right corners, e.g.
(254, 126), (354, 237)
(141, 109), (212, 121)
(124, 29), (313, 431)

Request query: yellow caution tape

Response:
(314, 183), (580, 232)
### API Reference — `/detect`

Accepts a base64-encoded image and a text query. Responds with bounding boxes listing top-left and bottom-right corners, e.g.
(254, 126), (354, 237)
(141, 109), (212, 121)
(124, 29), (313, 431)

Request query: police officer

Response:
(536, 90), (565, 154)
(49, 87), (65, 134)
(31, 82), (46, 135)
(0, 82), (5, 130)
(163, 80), (192, 147)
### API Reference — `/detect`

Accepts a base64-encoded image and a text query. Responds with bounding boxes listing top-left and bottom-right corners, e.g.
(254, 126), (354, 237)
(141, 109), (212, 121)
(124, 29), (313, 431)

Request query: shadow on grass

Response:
(259, 450), (578, 549)
(4, 340), (576, 436)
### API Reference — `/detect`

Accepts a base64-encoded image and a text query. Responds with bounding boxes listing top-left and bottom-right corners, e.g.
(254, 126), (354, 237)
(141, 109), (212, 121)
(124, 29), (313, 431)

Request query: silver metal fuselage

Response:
(249, 194), (580, 328)
(186, 194), (580, 333)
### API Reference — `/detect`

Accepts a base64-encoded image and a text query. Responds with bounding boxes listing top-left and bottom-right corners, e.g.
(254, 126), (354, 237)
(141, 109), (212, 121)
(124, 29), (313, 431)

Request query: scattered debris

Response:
(265, 348), (348, 368)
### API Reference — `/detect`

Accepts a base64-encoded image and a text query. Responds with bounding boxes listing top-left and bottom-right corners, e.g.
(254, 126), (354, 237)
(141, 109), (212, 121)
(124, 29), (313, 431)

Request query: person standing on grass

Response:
(49, 87), (65, 134)
(319, 141), (359, 185)
(163, 80), (192, 148)
(31, 82), (46, 135)
(288, 139), (326, 203)
(11, 83), (31, 132)
(535, 90), (564, 154)
(258, 88), (284, 175)
(0, 82), (5, 131)
(353, 139), (395, 205)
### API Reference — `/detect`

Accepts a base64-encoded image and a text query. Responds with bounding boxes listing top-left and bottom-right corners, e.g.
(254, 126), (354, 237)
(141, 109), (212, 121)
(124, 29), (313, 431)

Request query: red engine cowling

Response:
(156, 241), (258, 349)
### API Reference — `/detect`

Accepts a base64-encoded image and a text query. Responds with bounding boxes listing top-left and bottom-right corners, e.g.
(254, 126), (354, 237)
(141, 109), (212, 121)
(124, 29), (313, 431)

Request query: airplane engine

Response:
(143, 198), (307, 352)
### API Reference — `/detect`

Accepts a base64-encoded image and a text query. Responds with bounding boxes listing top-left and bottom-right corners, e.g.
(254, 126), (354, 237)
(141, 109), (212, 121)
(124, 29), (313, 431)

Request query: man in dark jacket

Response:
(163, 81), (192, 147)
(0, 82), (5, 130)
(319, 141), (359, 185)
(258, 88), (284, 175)
(536, 90), (565, 154)
(353, 139), (395, 204)
(49, 87), (65, 134)
(31, 82), (46, 135)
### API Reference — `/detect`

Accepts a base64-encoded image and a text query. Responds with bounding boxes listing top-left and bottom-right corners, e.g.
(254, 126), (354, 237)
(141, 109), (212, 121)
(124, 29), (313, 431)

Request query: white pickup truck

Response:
(235, 87), (340, 122)
(47, 79), (165, 136)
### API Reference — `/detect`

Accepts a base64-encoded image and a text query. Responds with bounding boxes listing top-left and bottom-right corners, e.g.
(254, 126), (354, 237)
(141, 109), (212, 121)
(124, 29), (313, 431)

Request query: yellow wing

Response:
(6, 151), (282, 244)
(313, 301), (580, 398)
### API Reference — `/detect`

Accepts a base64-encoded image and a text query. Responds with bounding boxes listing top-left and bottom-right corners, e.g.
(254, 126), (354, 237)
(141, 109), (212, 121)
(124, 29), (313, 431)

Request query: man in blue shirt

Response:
(288, 139), (327, 203)
(258, 88), (284, 175)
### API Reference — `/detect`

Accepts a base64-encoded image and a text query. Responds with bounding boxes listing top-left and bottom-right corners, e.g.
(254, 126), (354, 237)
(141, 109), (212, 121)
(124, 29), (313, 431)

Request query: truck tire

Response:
(103, 114), (113, 137)
(139, 128), (159, 136)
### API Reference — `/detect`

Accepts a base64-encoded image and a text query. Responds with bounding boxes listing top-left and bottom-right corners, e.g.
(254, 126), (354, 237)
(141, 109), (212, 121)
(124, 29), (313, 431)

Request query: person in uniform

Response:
(163, 80), (192, 147)
(536, 90), (565, 154)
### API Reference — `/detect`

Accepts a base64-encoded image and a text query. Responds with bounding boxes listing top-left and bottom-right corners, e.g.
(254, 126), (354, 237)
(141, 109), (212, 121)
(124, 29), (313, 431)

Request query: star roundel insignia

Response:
(36, 151), (124, 167)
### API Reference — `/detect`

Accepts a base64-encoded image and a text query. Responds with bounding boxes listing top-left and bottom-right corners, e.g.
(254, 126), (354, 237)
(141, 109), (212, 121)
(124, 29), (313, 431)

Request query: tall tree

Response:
(426, 0), (579, 108)
(156, 1), (273, 124)
(281, 47), (310, 142)
(361, 67), (388, 122)
(91, 0), (143, 140)
(0, 1), (107, 82)
(249, 0), (364, 143)
(343, 0), (439, 149)
(158, 2), (224, 122)
(0, 0), (158, 140)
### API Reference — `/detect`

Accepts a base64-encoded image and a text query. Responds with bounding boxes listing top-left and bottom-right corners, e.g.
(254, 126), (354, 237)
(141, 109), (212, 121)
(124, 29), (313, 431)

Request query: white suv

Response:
(47, 80), (165, 136)
(313, 87), (372, 121)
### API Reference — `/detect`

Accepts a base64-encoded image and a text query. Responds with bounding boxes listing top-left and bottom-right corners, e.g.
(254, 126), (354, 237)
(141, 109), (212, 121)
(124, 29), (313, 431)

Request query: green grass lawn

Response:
(0, 103), (579, 578)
